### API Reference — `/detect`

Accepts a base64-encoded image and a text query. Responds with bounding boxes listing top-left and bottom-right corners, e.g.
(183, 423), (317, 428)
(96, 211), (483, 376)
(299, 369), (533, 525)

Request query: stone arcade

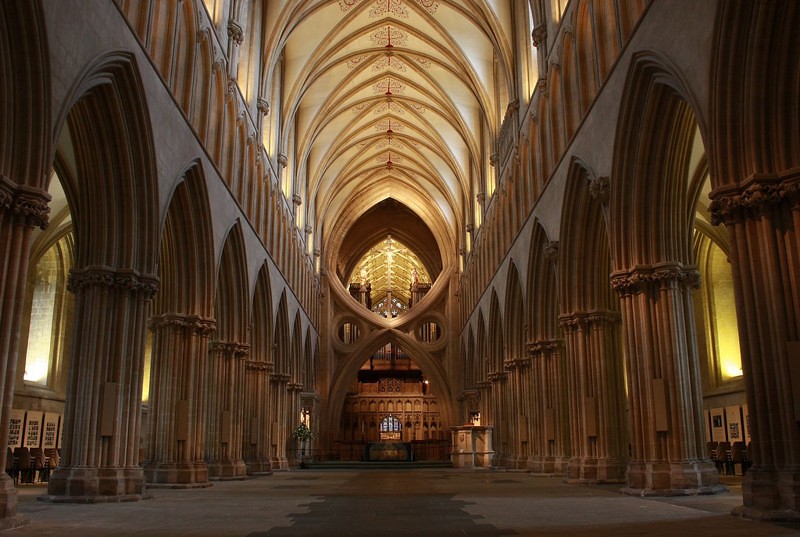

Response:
(0, 0), (799, 532)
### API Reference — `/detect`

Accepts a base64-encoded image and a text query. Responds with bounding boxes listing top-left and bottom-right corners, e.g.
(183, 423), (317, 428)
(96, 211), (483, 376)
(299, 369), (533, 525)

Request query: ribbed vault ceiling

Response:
(264, 0), (514, 280)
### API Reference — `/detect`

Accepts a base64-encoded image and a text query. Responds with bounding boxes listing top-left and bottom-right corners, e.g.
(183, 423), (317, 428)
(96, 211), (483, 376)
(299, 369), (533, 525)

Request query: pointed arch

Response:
(488, 291), (504, 373)
(55, 52), (159, 272)
(504, 262), (525, 360)
(527, 220), (559, 340)
(324, 328), (456, 437)
(214, 221), (250, 343)
(251, 262), (274, 365)
(273, 291), (291, 374)
(709, 2), (800, 185)
(154, 161), (215, 317)
(611, 52), (705, 269)
(0, 1), (50, 189)
(559, 158), (615, 313)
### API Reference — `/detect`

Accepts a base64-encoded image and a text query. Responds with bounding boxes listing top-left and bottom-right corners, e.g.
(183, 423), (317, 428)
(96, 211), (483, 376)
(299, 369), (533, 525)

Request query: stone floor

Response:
(5, 470), (800, 536)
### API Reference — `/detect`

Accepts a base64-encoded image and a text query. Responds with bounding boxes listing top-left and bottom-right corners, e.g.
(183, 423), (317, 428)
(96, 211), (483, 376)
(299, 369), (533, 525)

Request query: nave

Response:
(7, 470), (799, 537)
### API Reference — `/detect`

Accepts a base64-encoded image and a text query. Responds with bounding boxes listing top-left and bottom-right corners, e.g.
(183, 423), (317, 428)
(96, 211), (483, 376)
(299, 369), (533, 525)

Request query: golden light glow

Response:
(710, 244), (742, 380)
(24, 248), (57, 385)
(349, 235), (430, 307)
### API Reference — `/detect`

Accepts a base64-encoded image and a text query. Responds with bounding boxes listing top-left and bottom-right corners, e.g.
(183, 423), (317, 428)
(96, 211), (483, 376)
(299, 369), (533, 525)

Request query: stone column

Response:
(487, 371), (508, 466)
(143, 314), (215, 487)
(299, 392), (319, 462)
(43, 265), (158, 502)
(711, 175), (800, 520)
(243, 359), (272, 475)
(205, 341), (248, 480)
(287, 382), (303, 466)
(610, 263), (722, 496)
(269, 373), (290, 470)
(503, 357), (532, 469)
(528, 339), (569, 475)
(560, 310), (628, 483)
(0, 179), (49, 526)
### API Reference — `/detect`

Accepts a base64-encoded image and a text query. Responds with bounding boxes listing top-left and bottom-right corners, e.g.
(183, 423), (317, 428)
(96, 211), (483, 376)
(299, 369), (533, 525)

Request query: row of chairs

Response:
(5, 447), (60, 484)
(707, 441), (751, 475)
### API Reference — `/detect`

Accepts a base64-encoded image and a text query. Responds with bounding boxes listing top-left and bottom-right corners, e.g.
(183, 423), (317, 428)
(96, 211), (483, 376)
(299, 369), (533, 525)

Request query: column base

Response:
(566, 457), (627, 484)
(529, 455), (569, 476)
(271, 457), (289, 471)
(207, 459), (247, 480)
(0, 474), (26, 529)
(41, 467), (151, 503)
(735, 467), (800, 521)
(245, 459), (273, 475)
(621, 461), (726, 496)
(143, 462), (212, 488)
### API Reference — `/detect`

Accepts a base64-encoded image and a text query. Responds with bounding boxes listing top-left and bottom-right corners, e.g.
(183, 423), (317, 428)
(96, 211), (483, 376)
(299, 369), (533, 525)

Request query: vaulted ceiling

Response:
(262, 0), (516, 283)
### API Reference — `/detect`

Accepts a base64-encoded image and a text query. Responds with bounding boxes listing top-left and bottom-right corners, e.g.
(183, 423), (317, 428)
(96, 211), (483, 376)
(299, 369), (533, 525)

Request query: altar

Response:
(365, 442), (412, 462)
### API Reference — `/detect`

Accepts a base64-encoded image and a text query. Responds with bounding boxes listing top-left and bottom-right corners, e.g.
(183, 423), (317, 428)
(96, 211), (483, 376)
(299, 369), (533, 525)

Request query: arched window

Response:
(380, 415), (402, 432)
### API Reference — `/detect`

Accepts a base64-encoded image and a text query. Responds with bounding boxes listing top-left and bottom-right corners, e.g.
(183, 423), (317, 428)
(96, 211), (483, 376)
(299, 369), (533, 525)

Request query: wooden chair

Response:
(713, 441), (731, 474)
(13, 448), (35, 484)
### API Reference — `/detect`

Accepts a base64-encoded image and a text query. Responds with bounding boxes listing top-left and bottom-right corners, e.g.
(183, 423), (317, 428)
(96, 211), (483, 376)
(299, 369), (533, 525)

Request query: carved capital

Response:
(149, 313), (216, 336)
(0, 177), (51, 229)
(487, 371), (507, 383)
(287, 381), (304, 392)
(245, 359), (272, 372)
(210, 341), (250, 358)
(457, 389), (480, 410)
(257, 97), (270, 116)
(68, 266), (159, 299)
(227, 19), (244, 46)
(531, 24), (547, 48)
(588, 176), (610, 205)
(465, 223), (474, 233)
(559, 310), (620, 331)
(270, 372), (291, 383)
(526, 338), (562, 356)
(543, 240), (559, 263)
(226, 75), (237, 99)
(278, 153), (288, 168)
(610, 262), (701, 295)
(709, 171), (800, 225)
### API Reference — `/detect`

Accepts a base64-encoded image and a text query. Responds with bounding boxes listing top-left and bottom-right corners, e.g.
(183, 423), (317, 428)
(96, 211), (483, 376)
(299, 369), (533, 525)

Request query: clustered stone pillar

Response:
(206, 342), (248, 479)
(611, 263), (721, 495)
(269, 372), (290, 469)
(710, 174), (800, 521)
(44, 266), (158, 502)
(527, 339), (569, 475)
(503, 356), (532, 469)
(287, 382), (303, 465)
(243, 359), (273, 474)
(143, 314), (215, 487)
(560, 310), (628, 483)
(0, 179), (49, 526)
(487, 370), (509, 465)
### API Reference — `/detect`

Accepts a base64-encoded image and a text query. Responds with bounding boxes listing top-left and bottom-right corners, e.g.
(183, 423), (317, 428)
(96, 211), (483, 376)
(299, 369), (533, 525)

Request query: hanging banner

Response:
(742, 404), (750, 443)
(710, 407), (726, 442)
(725, 406), (743, 442)
(43, 413), (60, 449)
(8, 409), (26, 448)
(24, 411), (44, 448)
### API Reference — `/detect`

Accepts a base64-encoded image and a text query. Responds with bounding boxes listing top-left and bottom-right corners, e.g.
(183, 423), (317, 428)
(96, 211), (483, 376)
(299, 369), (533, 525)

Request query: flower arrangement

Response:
(293, 423), (314, 441)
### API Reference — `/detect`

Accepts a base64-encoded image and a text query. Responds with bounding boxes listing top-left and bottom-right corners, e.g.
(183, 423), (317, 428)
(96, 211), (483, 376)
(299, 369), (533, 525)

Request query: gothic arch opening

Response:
(335, 341), (448, 463)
